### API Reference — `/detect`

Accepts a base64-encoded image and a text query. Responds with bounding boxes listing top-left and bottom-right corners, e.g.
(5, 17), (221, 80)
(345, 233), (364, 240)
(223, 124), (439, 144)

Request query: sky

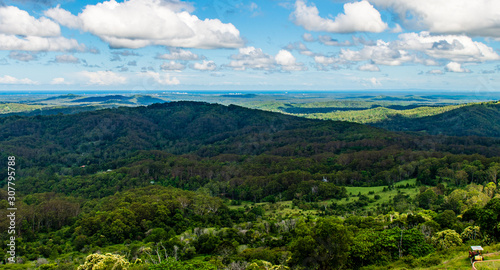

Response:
(0, 0), (500, 92)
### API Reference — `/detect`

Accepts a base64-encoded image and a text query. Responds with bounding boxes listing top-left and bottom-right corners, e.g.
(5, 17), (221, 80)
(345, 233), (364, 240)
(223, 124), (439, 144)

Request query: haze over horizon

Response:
(0, 0), (499, 93)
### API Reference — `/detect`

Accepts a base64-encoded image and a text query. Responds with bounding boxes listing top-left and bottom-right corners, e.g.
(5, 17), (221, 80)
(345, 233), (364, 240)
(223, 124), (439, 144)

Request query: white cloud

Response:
(156, 48), (201, 61)
(0, 34), (85, 52)
(112, 50), (139, 57)
(140, 71), (180, 85)
(340, 40), (415, 66)
(79, 71), (127, 85)
(43, 5), (82, 29)
(391, 23), (403, 33)
(45, 0), (244, 49)
(370, 0), (500, 37)
(275, 50), (306, 71)
(427, 69), (443, 75)
(318, 35), (352, 46)
(55, 54), (80, 63)
(314, 55), (337, 65)
(336, 32), (499, 67)
(0, 75), (37, 84)
(291, 0), (388, 33)
(302, 33), (315, 42)
(284, 42), (316, 56)
(370, 77), (381, 86)
(228, 47), (275, 71)
(358, 63), (380, 72)
(160, 61), (186, 71)
(0, 6), (60, 37)
(394, 32), (500, 62)
(445, 62), (470, 73)
(0, 6), (85, 52)
(51, 77), (72, 84)
(191, 60), (217, 71)
(9, 51), (38, 62)
(228, 47), (306, 71)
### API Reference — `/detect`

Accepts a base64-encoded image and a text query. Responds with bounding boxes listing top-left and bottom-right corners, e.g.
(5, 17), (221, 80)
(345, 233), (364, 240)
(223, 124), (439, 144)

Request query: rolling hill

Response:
(373, 101), (500, 137)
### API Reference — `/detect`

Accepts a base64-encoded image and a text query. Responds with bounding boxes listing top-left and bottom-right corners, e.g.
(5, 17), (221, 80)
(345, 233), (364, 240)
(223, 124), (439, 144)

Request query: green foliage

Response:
(461, 226), (481, 242)
(77, 253), (130, 270)
(290, 217), (352, 270)
(431, 230), (462, 250)
(148, 258), (216, 270)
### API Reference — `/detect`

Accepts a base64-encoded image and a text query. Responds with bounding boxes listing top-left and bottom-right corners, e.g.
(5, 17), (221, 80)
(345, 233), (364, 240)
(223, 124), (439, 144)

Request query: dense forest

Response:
(1, 101), (500, 269)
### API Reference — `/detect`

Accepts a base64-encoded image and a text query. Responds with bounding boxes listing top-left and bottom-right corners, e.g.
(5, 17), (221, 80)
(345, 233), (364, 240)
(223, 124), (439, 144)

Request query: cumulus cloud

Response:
(0, 75), (37, 84)
(228, 47), (306, 71)
(358, 63), (380, 72)
(0, 6), (60, 36)
(0, 35), (85, 51)
(391, 23), (403, 33)
(291, 0), (388, 33)
(0, 6), (85, 52)
(370, 0), (500, 37)
(45, 0), (244, 49)
(160, 61), (186, 71)
(275, 50), (306, 71)
(394, 32), (500, 62)
(191, 60), (217, 71)
(9, 51), (38, 62)
(334, 32), (499, 68)
(313, 55), (341, 70)
(55, 54), (80, 63)
(156, 48), (201, 61)
(445, 62), (471, 73)
(302, 33), (315, 42)
(340, 40), (415, 66)
(284, 42), (316, 56)
(140, 71), (180, 85)
(51, 77), (71, 84)
(79, 70), (127, 85)
(227, 47), (276, 71)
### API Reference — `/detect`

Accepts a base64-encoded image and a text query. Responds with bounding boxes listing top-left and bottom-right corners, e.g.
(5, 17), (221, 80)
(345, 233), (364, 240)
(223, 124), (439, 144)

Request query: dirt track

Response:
(472, 259), (500, 270)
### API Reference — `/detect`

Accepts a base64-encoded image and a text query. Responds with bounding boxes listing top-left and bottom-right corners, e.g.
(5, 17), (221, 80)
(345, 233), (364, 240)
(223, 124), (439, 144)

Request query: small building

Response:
(469, 246), (483, 262)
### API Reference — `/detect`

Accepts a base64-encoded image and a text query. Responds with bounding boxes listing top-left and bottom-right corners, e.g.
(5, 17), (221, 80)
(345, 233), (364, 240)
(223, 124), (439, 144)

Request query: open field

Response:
(337, 179), (419, 208)
(227, 179), (419, 218)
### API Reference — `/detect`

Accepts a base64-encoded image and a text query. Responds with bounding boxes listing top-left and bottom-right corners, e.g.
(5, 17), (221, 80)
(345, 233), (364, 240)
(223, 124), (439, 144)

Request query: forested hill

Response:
(1, 101), (500, 170)
(373, 101), (500, 137)
(0, 101), (378, 166)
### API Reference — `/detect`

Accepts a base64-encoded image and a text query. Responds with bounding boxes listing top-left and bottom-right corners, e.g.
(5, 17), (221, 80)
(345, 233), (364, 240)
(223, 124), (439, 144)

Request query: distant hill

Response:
(72, 95), (131, 103)
(373, 102), (500, 137)
(0, 105), (106, 117)
(42, 94), (82, 101)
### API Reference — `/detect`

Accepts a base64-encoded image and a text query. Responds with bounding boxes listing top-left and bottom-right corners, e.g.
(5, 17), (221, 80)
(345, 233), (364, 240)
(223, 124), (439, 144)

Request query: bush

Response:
(77, 253), (130, 270)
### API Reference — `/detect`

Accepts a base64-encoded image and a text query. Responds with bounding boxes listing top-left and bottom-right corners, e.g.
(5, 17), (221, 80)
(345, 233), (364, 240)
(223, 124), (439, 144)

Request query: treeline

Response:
(12, 149), (499, 204)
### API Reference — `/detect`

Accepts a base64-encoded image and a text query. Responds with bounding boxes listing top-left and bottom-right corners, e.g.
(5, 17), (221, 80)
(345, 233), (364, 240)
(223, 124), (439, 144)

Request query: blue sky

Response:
(0, 0), (500, 92)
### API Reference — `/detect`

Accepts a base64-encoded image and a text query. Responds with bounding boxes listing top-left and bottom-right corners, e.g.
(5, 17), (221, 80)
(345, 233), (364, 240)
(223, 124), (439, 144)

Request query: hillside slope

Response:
(373, 102), (500, 137)
(0, 101), (387, 166)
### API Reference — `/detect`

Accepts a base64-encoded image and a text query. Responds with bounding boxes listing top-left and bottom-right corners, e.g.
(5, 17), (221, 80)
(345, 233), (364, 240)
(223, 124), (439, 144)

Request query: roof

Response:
(471, 246), (483, 251)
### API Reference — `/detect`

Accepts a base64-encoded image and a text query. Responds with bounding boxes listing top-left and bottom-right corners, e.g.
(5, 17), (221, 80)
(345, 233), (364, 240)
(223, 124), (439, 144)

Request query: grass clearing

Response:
(227, 179), (420, 217)
(335, 179), (419, 209)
